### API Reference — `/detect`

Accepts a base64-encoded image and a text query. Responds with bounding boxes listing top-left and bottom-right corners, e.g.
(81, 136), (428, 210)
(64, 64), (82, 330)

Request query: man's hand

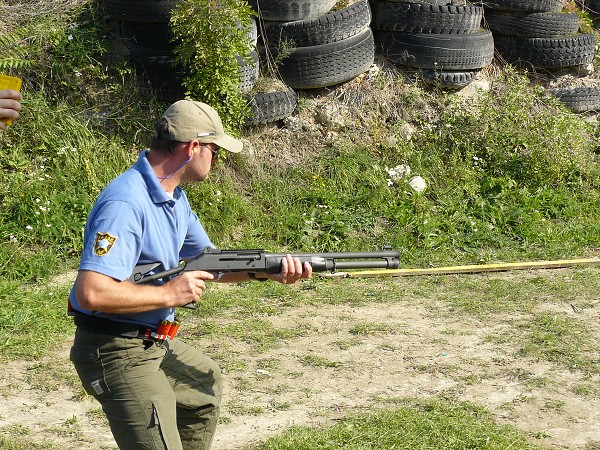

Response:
(268, 254), (313, 284)
(162, 270), (215, 308)
(0, 89), (22, 130)
(75, 269), (214, 313)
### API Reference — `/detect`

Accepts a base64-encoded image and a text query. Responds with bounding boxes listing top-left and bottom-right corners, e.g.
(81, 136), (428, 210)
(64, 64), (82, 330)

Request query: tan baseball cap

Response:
(159, 100), (243, 153)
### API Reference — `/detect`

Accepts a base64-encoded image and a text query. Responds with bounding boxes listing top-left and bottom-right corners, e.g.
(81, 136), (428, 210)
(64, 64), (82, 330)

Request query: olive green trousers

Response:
(70, 327), (222, 450)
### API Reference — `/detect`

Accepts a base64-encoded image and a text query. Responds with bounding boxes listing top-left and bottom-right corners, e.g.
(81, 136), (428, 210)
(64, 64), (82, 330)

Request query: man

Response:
(0, 89), (22, 130)
(69, 100), (312, 450)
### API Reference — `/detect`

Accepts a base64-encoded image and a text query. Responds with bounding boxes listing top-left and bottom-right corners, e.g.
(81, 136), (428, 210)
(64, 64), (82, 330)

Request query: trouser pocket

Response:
(70, 342), (111, 397)
(150, 402), (174, 449)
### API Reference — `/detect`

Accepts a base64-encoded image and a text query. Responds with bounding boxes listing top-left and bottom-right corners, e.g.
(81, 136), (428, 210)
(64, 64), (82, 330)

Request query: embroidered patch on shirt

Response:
(94, 232), (117, 256)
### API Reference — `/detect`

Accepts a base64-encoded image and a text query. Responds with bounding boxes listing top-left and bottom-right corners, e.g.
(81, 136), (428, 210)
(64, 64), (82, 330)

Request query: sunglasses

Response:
(202, 144), (220, 161)
(197, 132), (219, 161)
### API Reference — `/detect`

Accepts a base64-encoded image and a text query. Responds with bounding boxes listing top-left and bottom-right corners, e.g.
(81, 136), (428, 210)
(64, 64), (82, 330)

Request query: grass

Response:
(519, 313), (600, 374)
(0, 436), (61, 450)
(0, 281), (73, 361)
(244, 398), (544, 450)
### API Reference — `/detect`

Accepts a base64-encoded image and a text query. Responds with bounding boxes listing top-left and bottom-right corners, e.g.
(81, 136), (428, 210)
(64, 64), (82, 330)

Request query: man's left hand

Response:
(269, 254), (312, 284)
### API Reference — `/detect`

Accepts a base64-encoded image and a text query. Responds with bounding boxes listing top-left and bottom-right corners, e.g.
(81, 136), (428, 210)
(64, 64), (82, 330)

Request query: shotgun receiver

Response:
(129, 246), (400, 285)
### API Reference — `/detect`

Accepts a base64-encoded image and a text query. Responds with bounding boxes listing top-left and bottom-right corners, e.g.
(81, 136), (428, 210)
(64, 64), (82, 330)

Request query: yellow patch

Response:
(94, 232), (117, 256)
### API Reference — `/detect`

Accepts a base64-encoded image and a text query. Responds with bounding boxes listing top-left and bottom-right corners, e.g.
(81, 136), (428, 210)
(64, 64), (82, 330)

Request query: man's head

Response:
(152, 100), (243, 154)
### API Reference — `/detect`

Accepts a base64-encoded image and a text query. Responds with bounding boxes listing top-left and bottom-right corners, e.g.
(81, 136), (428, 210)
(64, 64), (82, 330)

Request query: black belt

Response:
(73, 311), (155, 339)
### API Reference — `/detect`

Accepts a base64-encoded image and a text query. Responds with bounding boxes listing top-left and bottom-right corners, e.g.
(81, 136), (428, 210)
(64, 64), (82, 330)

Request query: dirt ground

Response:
(1, 269), (599, 450)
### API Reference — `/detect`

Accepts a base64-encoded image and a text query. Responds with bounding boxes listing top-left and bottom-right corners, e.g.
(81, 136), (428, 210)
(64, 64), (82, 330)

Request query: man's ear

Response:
(185, 140), (200, 158)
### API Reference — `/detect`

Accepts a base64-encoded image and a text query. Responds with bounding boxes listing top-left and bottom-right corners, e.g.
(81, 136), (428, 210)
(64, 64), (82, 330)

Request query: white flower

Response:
(408, 176), (427, 193)
(26, 225), (33, 230)
(385, 164), (411, 185)
(387, 164), (410, 179)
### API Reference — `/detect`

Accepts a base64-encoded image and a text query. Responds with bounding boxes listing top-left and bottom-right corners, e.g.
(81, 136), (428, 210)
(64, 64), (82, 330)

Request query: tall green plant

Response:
(0, 28), (35, 71)
(170, 0), (255, 131)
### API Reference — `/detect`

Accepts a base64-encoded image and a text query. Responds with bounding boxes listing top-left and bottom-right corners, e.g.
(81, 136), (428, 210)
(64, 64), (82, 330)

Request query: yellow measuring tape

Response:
(324, 258), (600, 278)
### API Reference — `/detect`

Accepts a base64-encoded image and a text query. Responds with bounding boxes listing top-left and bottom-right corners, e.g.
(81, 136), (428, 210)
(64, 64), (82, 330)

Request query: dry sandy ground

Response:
(1, 270), (599, 449)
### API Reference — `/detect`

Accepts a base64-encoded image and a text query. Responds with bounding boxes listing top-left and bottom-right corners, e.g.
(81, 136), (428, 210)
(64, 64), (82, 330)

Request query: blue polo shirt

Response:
(69, 150), (213, 328)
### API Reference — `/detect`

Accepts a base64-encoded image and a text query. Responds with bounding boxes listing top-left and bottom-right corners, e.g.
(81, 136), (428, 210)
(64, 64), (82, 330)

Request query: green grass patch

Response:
(297, 354), (342, 368)
(0, 435), (61, 450)
(185, 317), (309, 352)
(518, 313), (600, 374)
(245, 397), (543, 450)
(0, 281), (73, 361)
(349, 321), (393, 336)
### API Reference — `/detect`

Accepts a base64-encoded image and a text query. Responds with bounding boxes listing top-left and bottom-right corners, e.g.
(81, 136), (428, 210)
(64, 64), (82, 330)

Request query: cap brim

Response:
(213, 133), (243, 153)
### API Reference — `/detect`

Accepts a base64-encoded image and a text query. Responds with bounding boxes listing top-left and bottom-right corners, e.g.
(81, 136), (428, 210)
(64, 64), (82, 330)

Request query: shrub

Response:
(170, 0), (255, 131)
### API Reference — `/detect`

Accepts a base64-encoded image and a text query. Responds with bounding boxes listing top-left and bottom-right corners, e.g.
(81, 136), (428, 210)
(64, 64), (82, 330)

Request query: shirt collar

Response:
(135, 150), (182, 204)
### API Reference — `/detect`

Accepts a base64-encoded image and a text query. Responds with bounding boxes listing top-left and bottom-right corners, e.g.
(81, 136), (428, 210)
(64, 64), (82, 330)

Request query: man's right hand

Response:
(163, 270), (215, 308)
(74, 269), (214, 313)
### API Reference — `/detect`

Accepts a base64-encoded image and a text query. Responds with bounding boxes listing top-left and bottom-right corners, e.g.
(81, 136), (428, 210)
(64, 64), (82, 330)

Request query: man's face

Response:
(184, 142), (220, 183)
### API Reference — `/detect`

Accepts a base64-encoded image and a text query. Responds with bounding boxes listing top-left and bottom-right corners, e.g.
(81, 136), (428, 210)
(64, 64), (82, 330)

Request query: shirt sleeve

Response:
(78, 200), (143, 281)
(179, 209), (214, 260)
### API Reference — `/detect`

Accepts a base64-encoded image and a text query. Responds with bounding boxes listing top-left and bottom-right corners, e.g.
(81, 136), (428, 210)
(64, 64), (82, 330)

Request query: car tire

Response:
(470, 0), (565, 12)
(485, 11), (580, 38)
(119, 16), (258, 51)
(421, 69), (478, 89)
(494, 33), (595, 69)
(245, 87), (298, 125)
(106, 0), (179, 22)
(374, 29), (494, 70)
(371, 2), (483, 34)
(370, 0), (454, 5)
(266, 26), (375, 89)
(261, 0), (371, 47)
(247, 0), (337, 21)
(549, 85), (600, 113)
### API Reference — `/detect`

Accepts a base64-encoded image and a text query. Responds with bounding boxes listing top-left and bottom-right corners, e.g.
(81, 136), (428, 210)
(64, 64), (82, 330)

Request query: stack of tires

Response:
(251, 0), (375, 90)
(585, 0), (600, 26)
(370, 0), (494, 89)
(484, 0), (594, 70)
(106, 0), (259, 102)
(481, 0), (599, 112)
(106, 0), (184, 100)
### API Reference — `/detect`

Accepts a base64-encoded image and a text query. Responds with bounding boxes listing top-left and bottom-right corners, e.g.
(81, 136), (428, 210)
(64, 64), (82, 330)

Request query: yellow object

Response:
(323, 258), (600, 278)
(0, 74), (22, 126)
